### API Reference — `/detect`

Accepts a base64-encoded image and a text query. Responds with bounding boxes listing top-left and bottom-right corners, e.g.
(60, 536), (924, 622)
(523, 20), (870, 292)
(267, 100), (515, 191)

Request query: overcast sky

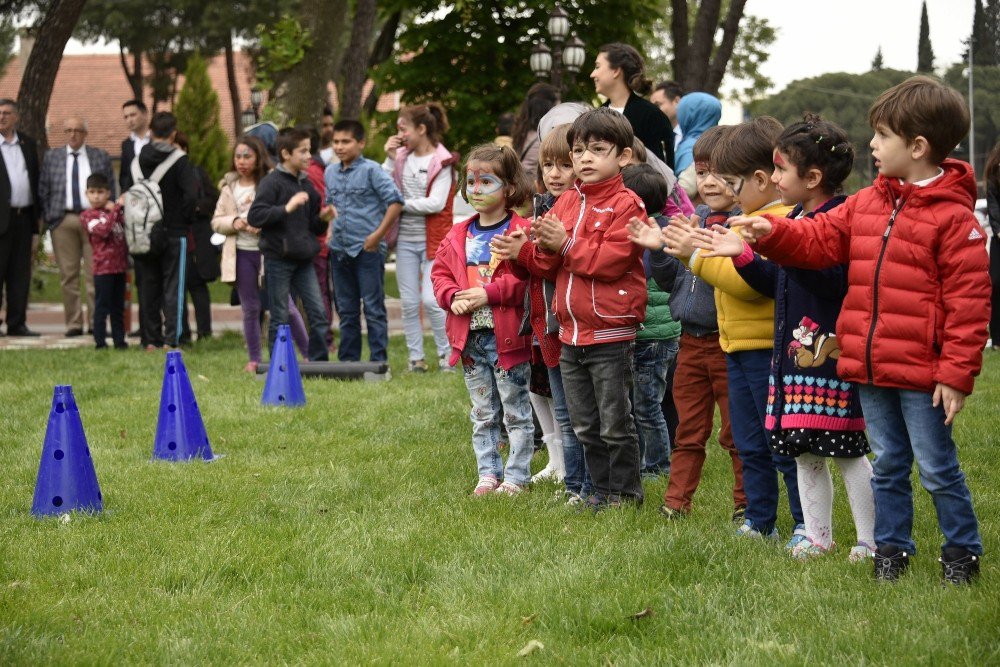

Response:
(747, 0), (976, 94)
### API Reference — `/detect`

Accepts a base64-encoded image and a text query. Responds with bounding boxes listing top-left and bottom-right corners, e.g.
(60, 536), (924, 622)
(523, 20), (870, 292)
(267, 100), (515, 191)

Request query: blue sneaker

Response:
(785, 524), (809, 551)
(735, 519), (779, 540)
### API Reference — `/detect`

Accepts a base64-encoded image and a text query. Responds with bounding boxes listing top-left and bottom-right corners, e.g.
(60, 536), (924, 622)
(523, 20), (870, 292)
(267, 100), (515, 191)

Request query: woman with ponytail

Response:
(591, 43), (675, 167)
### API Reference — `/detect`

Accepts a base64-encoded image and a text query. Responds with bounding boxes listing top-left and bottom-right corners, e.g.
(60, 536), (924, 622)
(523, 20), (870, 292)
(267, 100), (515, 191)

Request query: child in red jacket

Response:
(431, 144), (534, 496)
(81, 173), (128, 350)
(734, 76), (990, 584)
(529, 108), (648, 510)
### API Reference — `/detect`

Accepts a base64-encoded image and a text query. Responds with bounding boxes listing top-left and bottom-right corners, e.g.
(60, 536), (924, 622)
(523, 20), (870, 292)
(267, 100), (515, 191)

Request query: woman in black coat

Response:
(985, 140), (1000, 349)
(592, 42), (674, 167)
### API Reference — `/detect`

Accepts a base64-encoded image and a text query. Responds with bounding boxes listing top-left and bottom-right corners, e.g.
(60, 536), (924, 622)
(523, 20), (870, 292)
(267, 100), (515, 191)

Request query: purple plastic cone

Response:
(262, 324), (305, 407)
(31, 385), (103, 516)
(152, 351), (214, 461)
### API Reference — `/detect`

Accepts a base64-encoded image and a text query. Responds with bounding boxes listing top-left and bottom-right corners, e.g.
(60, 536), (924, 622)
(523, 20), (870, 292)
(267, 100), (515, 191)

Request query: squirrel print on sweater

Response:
(787, 316), (840, 369)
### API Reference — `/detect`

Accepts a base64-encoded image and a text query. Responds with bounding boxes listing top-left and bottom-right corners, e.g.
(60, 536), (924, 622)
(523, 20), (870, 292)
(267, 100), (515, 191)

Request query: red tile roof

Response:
(0, 51), (400, 158)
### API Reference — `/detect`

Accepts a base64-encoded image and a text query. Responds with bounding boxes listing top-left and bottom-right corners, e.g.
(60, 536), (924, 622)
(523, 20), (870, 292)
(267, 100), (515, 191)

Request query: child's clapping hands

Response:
(450, 287), (488, 315)
(627, 216), (666, 250)
(531, 212), (567, 251)
(490, 229), (529, 261)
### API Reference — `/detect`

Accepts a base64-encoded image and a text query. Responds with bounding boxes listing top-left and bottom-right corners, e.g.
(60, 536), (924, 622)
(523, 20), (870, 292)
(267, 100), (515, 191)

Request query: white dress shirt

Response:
(131, 132), (151, 157)
(65, 144), (92, 211)
(1, 132), (33, 207)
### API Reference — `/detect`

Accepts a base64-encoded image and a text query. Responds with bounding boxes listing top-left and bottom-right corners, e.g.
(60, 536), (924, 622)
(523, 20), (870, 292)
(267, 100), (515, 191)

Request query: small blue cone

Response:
(152, 351), (215, 461)
(31, 385), (103, 517)
(262, 324), (305, 407)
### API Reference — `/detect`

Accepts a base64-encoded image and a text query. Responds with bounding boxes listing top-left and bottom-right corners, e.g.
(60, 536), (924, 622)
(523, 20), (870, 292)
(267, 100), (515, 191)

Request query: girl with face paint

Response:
(430, 144), (539, 496)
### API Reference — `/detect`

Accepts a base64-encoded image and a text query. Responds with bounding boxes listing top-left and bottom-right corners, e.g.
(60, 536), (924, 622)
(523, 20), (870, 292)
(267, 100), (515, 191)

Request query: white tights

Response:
(796, 453), (875, 549)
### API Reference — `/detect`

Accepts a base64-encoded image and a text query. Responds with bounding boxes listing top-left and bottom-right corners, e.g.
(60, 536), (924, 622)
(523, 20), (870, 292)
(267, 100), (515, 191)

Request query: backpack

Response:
(123, 149), (184, 255)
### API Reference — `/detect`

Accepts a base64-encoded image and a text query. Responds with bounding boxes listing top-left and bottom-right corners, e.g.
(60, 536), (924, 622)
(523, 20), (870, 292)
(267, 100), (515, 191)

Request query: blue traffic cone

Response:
(152, 351), (215, 461)
(31, 385), (103, 517)
(262, 324), (305, 407)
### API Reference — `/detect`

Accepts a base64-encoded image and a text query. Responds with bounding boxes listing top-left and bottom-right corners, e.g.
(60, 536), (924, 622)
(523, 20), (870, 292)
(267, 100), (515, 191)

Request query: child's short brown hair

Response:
(692, 125), (729, 165)
(567, 107), (634, 154)
(539, 124), (572, 163)
(867, 75), (969, 165)
(712, 116), (783, 177)
(461, 143), (534, 209)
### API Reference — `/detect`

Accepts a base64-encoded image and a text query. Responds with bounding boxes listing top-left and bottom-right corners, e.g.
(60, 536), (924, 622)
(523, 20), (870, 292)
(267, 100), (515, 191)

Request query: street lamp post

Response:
(531, 5), (585, 97)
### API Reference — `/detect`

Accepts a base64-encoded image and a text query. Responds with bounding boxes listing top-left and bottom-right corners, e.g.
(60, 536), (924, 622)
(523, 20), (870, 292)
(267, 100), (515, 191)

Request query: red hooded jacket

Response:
(431, 212), (532, 370)
(530, 174), (648, 347)
(756, 159), (990, 395)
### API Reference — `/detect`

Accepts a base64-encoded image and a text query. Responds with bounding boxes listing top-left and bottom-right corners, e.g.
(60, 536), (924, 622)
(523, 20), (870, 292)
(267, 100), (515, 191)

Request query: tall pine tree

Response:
(918, 1), (935, 72)
(871, 46), (884, 71)
(972, 0), (1000, 65)
(174, 53), (230, 184)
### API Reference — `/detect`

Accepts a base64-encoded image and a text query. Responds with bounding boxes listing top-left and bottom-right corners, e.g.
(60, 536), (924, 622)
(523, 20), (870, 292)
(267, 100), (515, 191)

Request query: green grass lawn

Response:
(1, 336), (998, 664)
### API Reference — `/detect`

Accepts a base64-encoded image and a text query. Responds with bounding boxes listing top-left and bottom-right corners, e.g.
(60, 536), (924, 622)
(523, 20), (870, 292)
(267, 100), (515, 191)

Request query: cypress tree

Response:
(871, 46), (884, 71)
(174, 52), (230, 184)
(917, 1), (935, 73)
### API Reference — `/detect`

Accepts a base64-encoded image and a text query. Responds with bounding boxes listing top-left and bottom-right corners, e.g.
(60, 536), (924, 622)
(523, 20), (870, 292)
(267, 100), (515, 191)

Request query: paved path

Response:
(0, 299), (407, 351)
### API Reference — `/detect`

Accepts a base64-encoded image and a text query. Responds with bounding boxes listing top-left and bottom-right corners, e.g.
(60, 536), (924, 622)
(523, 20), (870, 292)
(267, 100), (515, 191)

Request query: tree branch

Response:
(706, 0), (748, 94)
(670, 0), (690, 83)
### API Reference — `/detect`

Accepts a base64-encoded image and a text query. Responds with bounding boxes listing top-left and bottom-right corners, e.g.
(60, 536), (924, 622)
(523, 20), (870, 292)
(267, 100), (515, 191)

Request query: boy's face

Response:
(719, 169), (773, 214)
(694, 161), (738, 212)
(86, 186), (110, 209)
(570, 137), (631, 184)
(282, 138), (313, 173)
(870, 124), (914, 179)
(541, 154), (575, 196)
(332, 130), (365, 164)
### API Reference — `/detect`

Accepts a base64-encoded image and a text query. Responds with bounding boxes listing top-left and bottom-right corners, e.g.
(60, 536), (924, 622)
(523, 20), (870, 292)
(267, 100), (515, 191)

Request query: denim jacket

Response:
(324, 157), (403, 257)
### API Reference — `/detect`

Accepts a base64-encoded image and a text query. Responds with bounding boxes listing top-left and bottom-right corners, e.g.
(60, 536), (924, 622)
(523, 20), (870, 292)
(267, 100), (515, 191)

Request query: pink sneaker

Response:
(494, 481), (526, 496)
(473, 475), (500, 496)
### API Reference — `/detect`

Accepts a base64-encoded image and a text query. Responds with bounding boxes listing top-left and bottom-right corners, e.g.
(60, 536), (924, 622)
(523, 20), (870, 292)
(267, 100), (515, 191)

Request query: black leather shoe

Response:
(65, 328), (84, 337)
(7, 326), (41, 337)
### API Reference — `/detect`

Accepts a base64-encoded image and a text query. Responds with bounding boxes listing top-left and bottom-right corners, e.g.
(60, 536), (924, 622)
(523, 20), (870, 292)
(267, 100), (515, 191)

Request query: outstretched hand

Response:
(729, 215), (773, 243)
(662, 221), (698, 259)
(690, 225), (746, 258)
(627, 216), (665, 250)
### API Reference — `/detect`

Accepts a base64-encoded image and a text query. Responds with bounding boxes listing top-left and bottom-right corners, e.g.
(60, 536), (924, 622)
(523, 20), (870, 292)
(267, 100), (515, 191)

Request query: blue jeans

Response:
(561, 341), (642, 502)
(461, 330), (534, 485)
(547, 364), (592, 497)
(726, 349), (802, 533)
(330, 250), (388, 361)
(859, 385), (982, 555)
(632, 338), (678, 474)
(265, 256), (329, 361)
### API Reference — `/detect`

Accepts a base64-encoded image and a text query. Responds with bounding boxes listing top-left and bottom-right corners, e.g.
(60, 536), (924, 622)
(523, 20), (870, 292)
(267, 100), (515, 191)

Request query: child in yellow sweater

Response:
(661, 117), (805, 544)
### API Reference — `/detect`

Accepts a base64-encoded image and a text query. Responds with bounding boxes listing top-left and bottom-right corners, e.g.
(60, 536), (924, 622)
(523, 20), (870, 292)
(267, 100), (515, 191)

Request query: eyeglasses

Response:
(570, 142), (615, 159)
(64, 128), (87, 134)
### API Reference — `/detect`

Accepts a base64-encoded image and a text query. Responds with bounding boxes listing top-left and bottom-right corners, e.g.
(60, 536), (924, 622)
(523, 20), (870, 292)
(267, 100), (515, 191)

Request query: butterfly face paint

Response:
(466, 169), (504, 196)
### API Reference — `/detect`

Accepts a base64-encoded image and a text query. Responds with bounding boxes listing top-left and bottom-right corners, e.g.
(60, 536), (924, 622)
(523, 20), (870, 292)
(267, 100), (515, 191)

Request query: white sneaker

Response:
(532, 465), (564, 483)
(531, 437), (565, 482)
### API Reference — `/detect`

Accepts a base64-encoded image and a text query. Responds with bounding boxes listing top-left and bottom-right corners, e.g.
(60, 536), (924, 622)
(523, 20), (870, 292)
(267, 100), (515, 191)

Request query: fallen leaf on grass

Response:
(198, 374), (209, 382)
(630, 607), (654, 620)
(517, 640), (544, 657)
(119, 429), (127, 439)
(521, 613), (538, 626)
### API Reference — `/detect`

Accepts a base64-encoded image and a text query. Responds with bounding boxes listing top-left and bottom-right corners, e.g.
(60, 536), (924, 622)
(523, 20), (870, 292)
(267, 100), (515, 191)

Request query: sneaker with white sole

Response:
(408, 359), (428, 373)
(848, 543), (875, 563)
(735, 519), (779, 540)
(438, 354), (456, 373)
(792, 539), (836, 560)
(472, 475), (500, 496)
(531, 464), (564, 483)
(495, 481), (526, 495)
(785, 523), (809, 551)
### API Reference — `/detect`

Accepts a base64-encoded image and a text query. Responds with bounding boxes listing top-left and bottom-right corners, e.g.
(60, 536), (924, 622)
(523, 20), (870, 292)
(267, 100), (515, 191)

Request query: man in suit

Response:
(119, 99), (150, 193)
(0, 98), (41, 336)
(39, 116), (115, 336)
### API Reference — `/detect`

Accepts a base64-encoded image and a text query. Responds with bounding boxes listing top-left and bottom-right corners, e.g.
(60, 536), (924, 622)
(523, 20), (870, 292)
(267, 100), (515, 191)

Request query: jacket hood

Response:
(138, 141), (182, 171)
(874, 159), (977, 210)
(674, 93), (722, 174)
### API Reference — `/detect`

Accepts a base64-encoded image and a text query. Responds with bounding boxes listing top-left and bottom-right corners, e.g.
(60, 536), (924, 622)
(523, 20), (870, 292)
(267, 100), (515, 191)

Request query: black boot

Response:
(873, 545), (910, 582)
(939, 547), (980, 585)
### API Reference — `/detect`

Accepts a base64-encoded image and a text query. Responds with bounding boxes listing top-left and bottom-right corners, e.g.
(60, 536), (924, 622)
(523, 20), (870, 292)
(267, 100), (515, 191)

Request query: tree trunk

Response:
(225, 35), (242, 135)
(670, 0), (748, 95)
(118, 46), (144, 103)
(362, 10), (401, 116)
(338, 0), (377, 119)
(274, 0), (349, 124)
(705, 0), (748, 94)
(15, 0), (89, 149)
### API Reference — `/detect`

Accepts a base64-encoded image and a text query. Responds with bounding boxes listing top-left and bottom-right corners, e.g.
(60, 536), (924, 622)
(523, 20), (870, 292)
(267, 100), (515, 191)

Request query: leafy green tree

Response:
(871, 46), (884, 72)
(749, 69), (918, 191)
(970, 0), (1000, 66)
(944, 63), (1000, 173)
(918, 1), (934, 73)
(372, 0), (661, 155)
(0, 19), (16, 77)
(174, 53), (230, 183)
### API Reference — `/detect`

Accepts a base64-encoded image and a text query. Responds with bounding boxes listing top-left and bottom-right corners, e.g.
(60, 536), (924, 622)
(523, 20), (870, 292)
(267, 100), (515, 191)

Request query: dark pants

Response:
(265, 255), (329, 361)
(726, 348), (803, 533)
(93, 272), (126, 348)
(560, 340), (642, 502)
(0, 208), (35, 331)
(133, 237), (183, 347)
(990, 236), (1000, 345)
(313, 251), (335, 348)
(181, 252), (212, 341)
(329, 250), (388, 361)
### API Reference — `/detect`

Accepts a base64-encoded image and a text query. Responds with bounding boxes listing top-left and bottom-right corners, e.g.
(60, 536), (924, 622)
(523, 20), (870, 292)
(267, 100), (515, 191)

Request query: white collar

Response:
(66, 144), (87, 155)
(130, 131), (150, 142)
(0, 131), (19, 146)
(903, 168), (945, 188)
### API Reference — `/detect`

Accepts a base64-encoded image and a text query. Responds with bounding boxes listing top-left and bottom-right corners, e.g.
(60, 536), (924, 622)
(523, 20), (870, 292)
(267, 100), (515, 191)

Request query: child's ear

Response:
(910, 135), (931, 161)
(805, 167), (823, 190)
(617, 146), (633, 168)
(752, 169), (771, 192)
